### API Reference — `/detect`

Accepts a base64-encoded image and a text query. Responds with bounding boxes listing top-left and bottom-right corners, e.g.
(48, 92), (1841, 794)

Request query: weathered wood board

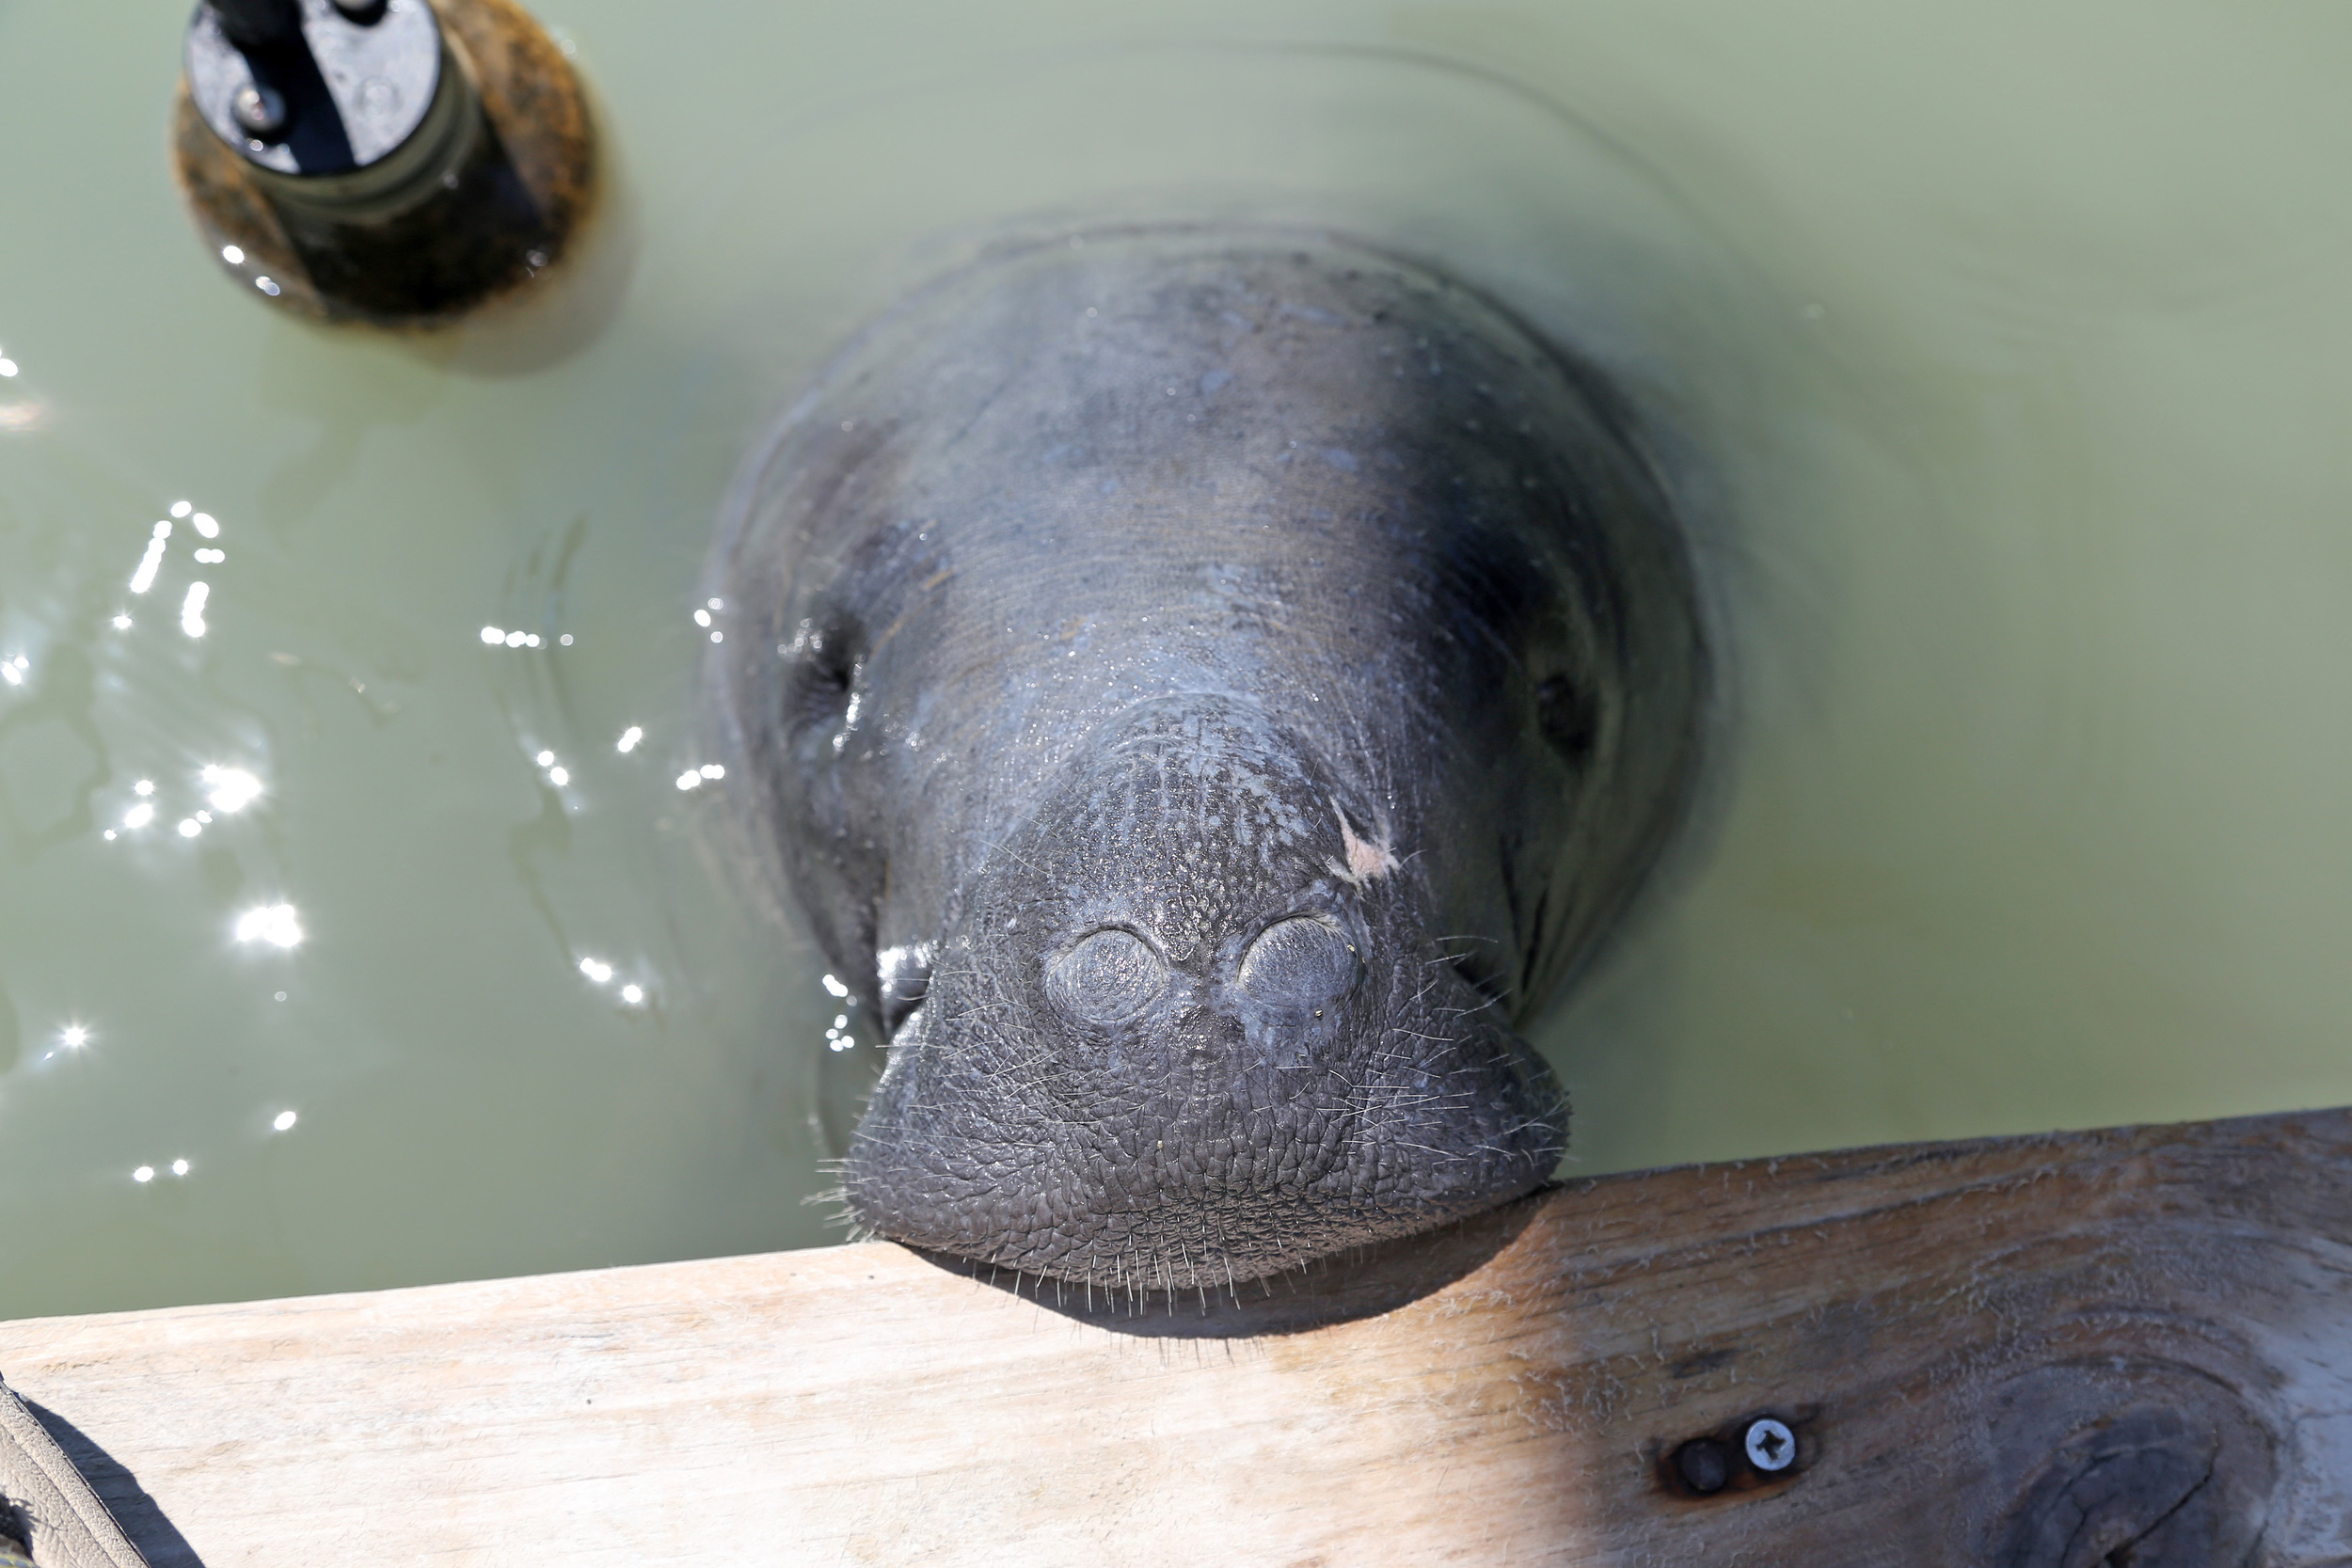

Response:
(3, 1108), (2348, 1566)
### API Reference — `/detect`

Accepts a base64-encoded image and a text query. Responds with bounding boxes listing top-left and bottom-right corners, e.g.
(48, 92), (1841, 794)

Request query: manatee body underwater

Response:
(708, 228), (1706, 1294)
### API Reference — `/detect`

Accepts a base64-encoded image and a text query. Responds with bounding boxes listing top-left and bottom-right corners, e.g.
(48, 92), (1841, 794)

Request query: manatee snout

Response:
(843, 698), (1566, 1289)
(710, 227), (1705, 1292)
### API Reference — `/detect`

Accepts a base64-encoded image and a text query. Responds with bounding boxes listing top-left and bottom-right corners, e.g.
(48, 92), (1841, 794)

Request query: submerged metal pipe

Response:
(172, 0), (597, 326)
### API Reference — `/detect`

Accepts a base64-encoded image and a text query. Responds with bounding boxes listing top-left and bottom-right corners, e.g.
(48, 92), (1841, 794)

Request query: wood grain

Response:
(3, 1108), (2347, 1565)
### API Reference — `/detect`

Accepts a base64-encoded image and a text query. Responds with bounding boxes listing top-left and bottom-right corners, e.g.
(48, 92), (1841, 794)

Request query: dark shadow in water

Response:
(22, 1398), (206, 1568)
(912, 1187), (1549, 1338)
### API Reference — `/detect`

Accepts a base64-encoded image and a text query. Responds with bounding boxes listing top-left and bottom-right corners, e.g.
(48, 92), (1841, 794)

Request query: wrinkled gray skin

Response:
(709, 230), (1703, 1293)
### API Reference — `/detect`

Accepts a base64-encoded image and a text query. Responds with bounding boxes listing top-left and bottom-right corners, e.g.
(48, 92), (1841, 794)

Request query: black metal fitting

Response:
(1659, 1409), (1813, 1499)
(172, 0), (597, 326)
(185, 0), (458, 199)
(207, 0), (306, 50)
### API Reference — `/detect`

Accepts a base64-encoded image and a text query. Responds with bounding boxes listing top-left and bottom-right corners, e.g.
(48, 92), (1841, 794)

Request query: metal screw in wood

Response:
(1744, 1418), (1796, 1473)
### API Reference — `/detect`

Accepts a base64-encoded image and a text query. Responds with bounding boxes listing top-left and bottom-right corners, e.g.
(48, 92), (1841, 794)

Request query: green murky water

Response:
(4, 0), (2349, 1321)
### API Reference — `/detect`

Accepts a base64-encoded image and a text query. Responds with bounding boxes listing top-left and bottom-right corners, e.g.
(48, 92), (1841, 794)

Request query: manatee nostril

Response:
(1236, 916), (1361, 1010)
(1043, 927), (1169, 1026)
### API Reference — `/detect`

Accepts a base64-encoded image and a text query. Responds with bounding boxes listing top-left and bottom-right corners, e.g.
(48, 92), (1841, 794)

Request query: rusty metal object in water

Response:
(171, 0), (596, 327)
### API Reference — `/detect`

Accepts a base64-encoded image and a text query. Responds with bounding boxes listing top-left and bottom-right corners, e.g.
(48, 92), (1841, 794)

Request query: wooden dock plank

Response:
(4, 1108), (2349, 1565)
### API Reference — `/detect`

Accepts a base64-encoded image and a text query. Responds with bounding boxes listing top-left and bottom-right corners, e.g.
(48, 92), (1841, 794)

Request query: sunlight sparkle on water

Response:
(171, 1159), (190, 1177)
(170, 500), (192, 518)
(273, 1110), (297, 1132)
(620, 984), (644, 1006)
(122, 802), (153, 830)
(535, 750), (555, 767)
(181, 581), (210, 637)
(616, 725), (643, 752)
(133, 1165), (153, 1183)
(60, 1024), (87, 1049)
(202, 766), (262, 813)
(484, 624), (568, 650)
(579, 958), (614, 984)
(234, 904), (303, 948)
(192, 513), (219, 539)
(178, 818), (201, 837)
(130, 535), (167, 594)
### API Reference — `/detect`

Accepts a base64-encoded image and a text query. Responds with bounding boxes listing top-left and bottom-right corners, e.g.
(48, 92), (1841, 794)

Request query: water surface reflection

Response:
(2, 4), (2349, 1322)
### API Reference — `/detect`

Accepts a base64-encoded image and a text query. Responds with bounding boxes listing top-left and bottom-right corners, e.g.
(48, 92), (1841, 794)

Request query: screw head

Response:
(230, 83), (287, 138)
(1744, 1417), (1797, 1473)
(1673, 1438), (1733, 1496)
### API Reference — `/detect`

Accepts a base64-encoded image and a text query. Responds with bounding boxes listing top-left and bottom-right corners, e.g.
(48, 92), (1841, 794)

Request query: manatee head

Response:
(842, 696), (1567, 1291)
(710, 227), (1706, 1294)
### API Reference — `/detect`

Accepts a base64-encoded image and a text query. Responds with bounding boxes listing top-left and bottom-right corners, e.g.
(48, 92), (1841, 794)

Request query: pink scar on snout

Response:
(1332, 800), (1400, 887)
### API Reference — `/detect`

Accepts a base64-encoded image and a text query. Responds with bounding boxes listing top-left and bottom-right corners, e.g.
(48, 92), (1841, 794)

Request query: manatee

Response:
(708, 228), (1705, 1293)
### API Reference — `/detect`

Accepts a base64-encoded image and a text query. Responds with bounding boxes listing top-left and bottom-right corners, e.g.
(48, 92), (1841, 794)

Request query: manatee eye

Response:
(1236, 916), (1361, 1011)
(785, 612), (861, 737)
(1536, 672), (1597, 766)
(1043, 927), (1168, 1026)
(877, 944), (932, 1037)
